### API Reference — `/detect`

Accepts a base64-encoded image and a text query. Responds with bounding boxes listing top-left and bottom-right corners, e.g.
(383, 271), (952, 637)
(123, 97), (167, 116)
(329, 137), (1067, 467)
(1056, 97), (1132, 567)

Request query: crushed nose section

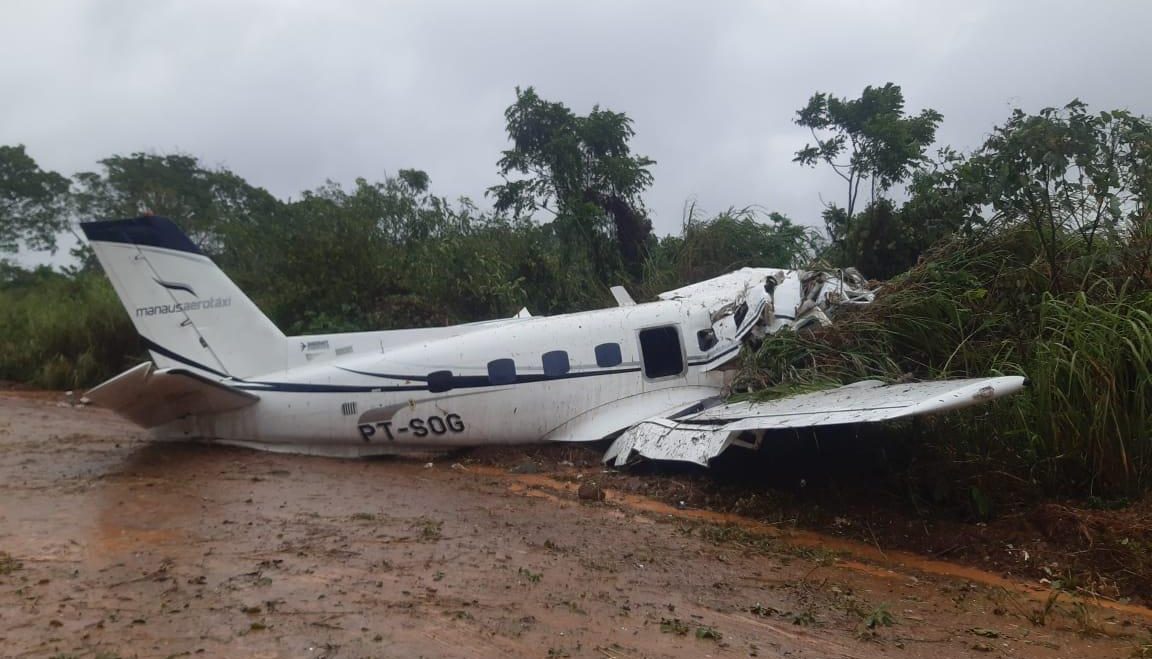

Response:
(766, 268), (875, 334)
(675, 267), (878, 372)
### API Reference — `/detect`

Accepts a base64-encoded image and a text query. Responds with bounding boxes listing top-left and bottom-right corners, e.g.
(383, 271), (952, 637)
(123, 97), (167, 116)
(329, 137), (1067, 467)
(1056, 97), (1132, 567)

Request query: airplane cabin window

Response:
(697, 328), (717, 351)
(639, 326), (684, 379)
(487, 358), (517, 385)
(427, 370), (453, 393)
(542, 350), (570, 378)
(594, 342), (622, 367)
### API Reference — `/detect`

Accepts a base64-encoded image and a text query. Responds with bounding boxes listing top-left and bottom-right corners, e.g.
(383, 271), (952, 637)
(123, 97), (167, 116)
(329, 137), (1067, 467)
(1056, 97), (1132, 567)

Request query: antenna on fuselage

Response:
(609, 286), (636, 307)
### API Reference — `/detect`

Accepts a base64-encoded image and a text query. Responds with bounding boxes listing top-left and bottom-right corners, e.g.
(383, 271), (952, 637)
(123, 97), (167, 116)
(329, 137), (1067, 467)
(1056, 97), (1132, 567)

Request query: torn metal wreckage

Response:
(78, 216), (1025, 467)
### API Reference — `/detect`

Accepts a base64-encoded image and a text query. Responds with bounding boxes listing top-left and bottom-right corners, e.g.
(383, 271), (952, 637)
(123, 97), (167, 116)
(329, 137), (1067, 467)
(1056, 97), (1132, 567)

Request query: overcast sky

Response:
(4, 0), (1152, 256)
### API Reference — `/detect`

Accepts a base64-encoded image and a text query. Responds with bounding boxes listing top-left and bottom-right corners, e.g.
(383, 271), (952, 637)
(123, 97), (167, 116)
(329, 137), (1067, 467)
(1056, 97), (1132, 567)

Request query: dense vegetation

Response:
(748, 99), (1152, 501)
(1, 86), (1149, 504)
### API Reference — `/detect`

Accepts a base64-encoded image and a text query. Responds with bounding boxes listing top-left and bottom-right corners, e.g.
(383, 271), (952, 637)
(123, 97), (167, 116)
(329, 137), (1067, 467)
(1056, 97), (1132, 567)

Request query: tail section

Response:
(81, 216), (294, 379)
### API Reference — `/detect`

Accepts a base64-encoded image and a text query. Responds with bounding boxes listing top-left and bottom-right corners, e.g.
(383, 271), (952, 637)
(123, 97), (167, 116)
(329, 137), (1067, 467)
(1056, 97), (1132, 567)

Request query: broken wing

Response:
(604, 376), (1026, 467)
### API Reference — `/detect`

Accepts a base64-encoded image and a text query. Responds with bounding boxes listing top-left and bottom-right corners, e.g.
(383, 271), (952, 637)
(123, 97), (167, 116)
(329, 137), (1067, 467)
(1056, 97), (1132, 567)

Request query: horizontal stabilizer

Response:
(85, 362), (259, 428)
(604, 376), (1026, 467)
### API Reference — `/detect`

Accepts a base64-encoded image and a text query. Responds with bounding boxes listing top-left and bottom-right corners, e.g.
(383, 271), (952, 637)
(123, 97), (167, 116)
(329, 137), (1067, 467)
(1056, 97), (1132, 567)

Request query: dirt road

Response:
(0, 394), (1146, 658)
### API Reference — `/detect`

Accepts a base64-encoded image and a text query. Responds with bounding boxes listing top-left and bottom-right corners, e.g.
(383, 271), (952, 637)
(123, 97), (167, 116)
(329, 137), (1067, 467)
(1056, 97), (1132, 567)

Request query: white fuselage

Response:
(158, 295), (747, 457)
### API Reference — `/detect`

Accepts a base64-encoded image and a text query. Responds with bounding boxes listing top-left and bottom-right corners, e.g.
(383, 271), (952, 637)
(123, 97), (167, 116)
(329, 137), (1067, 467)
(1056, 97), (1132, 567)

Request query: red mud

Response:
(0, 394), (1147, 658)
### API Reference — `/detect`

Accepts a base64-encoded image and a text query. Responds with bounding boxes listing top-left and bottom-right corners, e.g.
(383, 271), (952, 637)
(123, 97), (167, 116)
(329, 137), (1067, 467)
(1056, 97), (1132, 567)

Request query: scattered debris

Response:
(660, 618), (689, 635)
(695, 625), (722, 641)
(577, 480), (605, 502)
(968, 627), (1000, 638)
(0, 551), (22, 575)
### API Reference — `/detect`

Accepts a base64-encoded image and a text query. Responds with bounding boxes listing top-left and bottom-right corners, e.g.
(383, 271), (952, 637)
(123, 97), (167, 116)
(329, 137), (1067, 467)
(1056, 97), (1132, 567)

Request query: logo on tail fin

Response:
(153, 278), (197, 296)
(135, 278), (231, 317)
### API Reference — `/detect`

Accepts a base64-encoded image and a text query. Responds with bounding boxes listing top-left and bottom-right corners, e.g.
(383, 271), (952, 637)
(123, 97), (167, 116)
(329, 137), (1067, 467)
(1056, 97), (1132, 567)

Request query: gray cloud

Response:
(3, 0), (1151, 248)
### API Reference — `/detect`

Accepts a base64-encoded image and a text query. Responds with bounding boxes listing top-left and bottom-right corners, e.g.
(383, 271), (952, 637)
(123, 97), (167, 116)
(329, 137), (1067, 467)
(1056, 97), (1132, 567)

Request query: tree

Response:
(838, 199), (922, 279)
(904, 101), (1152, 285)
(794, 83), (942, 246)
(73, 153), (282, 255)
(244, 180), (401, 331)
(668, 206), (817, 278)
(236, 172), (527, 332)
(970, 101), (1151, 282)
(488, 87), (656, 276)
(0, 145), (70, 254)
(337, 172), (469, 246)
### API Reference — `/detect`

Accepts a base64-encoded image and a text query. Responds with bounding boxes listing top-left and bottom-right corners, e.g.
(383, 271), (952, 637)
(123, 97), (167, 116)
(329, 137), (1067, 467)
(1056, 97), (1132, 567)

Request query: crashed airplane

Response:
(79, 216), (1025, 467)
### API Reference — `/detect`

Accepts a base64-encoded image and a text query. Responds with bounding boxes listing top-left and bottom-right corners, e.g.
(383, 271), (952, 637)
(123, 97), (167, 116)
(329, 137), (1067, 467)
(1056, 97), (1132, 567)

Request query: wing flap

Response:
(605, 376), (1025, 467)
(603, 419), (733, 467)
(85, 362), (259, 428)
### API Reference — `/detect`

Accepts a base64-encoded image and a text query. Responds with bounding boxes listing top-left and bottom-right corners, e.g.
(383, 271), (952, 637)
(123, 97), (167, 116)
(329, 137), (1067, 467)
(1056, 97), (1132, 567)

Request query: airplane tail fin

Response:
(81, 216), (293, 379)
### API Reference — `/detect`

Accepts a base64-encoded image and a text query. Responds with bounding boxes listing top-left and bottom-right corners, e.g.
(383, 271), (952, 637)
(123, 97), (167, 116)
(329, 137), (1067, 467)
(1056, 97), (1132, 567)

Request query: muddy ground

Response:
(1, 393), (1149, 658)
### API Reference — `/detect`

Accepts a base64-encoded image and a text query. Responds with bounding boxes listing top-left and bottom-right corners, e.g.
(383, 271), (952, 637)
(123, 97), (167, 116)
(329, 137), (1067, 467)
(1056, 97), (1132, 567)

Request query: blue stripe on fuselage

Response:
(140, 336), (742, 395)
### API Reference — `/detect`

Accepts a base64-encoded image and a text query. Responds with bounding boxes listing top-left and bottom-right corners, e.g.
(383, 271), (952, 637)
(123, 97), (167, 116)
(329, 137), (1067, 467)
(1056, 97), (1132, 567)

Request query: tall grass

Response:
(738, 225), (1152, 497)
(1031, 286), (1152, 493)
(0, 273), (141, 389)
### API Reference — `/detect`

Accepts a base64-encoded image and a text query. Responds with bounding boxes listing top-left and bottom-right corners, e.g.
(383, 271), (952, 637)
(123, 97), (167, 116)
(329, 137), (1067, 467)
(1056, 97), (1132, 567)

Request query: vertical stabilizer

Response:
(81, 216), (293, 379)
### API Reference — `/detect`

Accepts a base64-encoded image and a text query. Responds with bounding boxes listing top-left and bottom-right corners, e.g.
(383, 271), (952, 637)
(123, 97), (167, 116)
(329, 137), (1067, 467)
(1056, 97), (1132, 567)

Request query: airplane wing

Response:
(603, 376), (1026, 467)
(85, 362), (259, 428)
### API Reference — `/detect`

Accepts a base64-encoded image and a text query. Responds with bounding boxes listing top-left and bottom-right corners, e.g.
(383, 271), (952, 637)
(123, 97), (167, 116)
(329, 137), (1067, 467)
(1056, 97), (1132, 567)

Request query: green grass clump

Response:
(0, 269), (141, 389)
(1031, 287), (1152, 491)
